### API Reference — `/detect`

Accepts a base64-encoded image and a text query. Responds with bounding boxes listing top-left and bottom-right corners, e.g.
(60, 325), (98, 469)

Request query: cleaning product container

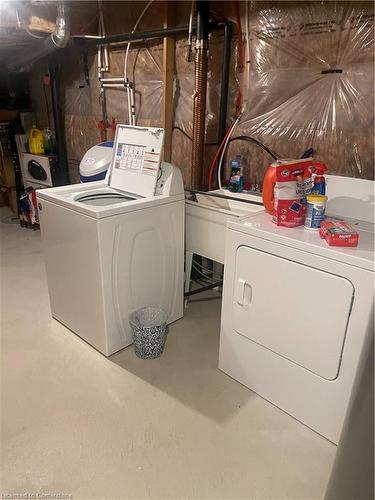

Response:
(304, 194), (327, 229)
(129, 307), (168, 359)
(28, 125), (44, 154)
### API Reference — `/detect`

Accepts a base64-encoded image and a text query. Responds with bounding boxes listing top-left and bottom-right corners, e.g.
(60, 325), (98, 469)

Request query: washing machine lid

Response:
(107, 125), (164, 198)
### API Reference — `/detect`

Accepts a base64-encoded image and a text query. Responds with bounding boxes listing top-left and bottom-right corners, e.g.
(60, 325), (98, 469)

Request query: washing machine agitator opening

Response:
(76, 193), (137, 206)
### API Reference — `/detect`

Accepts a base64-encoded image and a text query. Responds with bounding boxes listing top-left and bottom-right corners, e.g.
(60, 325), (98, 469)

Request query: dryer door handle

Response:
(235, 278), (252, 308)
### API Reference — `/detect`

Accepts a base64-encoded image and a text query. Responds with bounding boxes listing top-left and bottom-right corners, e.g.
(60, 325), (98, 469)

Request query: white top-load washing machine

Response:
(219, 175), (374, 444)
(37, 125), (184, 356)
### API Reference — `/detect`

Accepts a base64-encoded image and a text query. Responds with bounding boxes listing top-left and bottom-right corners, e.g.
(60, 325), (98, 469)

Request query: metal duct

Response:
(191, 1), (209, 189)
(7, 3), (70, 71)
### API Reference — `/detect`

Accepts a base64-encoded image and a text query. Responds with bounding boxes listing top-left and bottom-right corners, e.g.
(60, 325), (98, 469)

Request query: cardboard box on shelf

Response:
(0, 110), (18, 123)
(0, 155), (15, 187)
(0, 186), (17, 214)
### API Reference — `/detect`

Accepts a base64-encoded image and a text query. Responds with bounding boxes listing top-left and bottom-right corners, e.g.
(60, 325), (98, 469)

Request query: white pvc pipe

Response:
(130, 87), (136, 125)
(217, 116), (241, 190)
(102, 84), (127, 88)
(103, 45), (109, 71)
(101, 78), (126, 83)
(126, 85), (132, 124)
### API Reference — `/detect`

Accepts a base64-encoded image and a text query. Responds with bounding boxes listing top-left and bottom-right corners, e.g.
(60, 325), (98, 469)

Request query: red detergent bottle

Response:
(312, 164), (328, 195)
(262, 159), (328, 227)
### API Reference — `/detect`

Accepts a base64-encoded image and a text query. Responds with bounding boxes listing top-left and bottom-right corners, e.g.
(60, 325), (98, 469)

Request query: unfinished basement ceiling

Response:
(0, 1), (98, 65)
(2, 1), (373, 184)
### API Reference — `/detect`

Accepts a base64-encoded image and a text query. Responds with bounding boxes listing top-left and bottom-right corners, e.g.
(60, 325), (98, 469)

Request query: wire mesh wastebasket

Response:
(129, 307), (168, 359)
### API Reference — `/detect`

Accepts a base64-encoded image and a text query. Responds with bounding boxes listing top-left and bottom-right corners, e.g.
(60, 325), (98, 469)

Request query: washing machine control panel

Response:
(155, 162), (184, 196)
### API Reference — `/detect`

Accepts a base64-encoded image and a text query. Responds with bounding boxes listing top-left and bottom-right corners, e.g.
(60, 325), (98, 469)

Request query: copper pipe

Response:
(191, 44), (208, 188)
(191, 0), (209, 189)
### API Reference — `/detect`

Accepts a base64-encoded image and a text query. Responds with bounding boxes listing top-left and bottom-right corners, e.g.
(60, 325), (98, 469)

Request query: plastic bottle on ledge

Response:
(312, 164), (327, 195)
(228, 155), (244, 193)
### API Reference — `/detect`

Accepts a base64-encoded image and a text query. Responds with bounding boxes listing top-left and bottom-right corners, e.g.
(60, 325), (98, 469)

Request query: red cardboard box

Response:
(319, 220), (359, 247)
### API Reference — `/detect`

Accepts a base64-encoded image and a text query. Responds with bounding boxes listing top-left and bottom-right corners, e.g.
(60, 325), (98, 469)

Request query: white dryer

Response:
(37, 125), (184, 356)
(219, 176), (374, 443)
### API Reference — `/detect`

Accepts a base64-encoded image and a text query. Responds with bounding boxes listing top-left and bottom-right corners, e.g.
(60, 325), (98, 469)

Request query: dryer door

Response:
(28, 159), (48, 181)
(232, 246), (354, 380)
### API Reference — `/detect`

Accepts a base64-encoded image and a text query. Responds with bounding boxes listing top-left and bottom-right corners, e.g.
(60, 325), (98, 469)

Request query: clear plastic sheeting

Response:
(233, 1), (374, 181)
(56, 43), (163, 181)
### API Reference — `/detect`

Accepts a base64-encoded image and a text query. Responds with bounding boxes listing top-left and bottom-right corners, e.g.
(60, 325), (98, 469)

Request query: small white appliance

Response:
(79, 141), (113, 182)
(19, 152), (55, 189)
(37, 125), (184, 356)
(219, 175), (374, 444)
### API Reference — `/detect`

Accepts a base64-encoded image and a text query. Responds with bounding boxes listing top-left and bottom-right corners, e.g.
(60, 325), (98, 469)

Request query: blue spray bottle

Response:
(312, 164), (327, 195)
(228, 155), (244, 192)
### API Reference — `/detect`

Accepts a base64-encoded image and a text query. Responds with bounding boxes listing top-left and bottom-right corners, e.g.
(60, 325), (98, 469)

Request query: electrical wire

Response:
(190, 264), (223, 288)
(192, 255), (223, 275)
(217, 134), (279, 189)
(123, 0), (154, 125)
(192, 261), (223, 277)
(192, 264), (223, 281)
(191, 264), (213, 284)
(191, 255), (224, 287)
(207, 119), (280, 190)
(192, 270), (214, 285)
(229, 136), (279, 160)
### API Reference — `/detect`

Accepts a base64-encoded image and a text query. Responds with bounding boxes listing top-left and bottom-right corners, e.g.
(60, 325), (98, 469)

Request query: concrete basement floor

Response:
(1, 208), (336, 499)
